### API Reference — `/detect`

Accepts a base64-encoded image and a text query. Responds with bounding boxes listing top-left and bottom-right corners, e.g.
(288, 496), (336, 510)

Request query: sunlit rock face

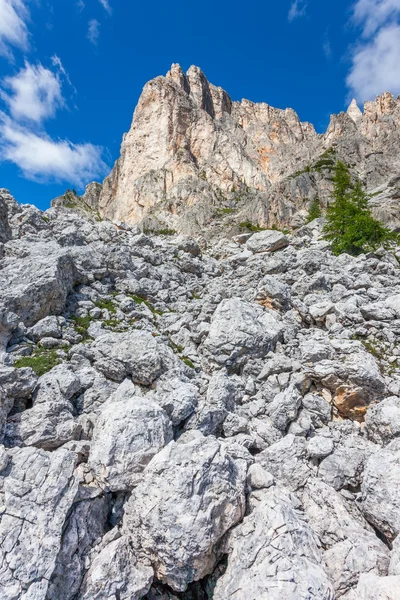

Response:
(98, 65), (400, 235)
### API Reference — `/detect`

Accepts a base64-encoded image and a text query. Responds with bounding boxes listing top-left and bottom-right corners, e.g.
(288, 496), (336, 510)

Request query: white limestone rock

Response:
(213, 487), (335, 600)
(88, 392), (173, 491)
(202, 297), (283, 369)
(92, 330), (179, 384)
(246, 229), (289, 253)
(0, 446), (79, 600)
(80, 535), (153, 600)
(123, 433), (247, 591)
(365, 396), (400, 445)
(362, 439), (400, 542)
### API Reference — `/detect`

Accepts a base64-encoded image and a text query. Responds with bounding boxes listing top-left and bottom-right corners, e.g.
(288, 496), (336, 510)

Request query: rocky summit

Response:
(1, 66), (400, 600)
(94, 64), (400, 237)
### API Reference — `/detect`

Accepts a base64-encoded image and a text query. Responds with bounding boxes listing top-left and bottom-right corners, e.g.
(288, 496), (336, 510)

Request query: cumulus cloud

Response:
(0, 112), (108, 186)
(0, 58), (108, 186)
(1, 61), (64, 123)
(353, 0), (400, 35)
(87, 19), (100, 45)
(0, 0), (29, 59)
(347, 24), (400, 100)
(288, 0), (307, 22)
(347, 0), (400, 100)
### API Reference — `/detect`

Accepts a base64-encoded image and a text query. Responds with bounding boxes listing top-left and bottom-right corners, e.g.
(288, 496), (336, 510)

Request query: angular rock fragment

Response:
(213, 488), (335, 600)
(92, 330), (179, 384)
(246, 229), (289, 253)
(80, 535), (153, 600)
(0, 446), (78, 600)
(123, 433), (247, 591)
(365, 396), (400, 445)
(302, 479), (389, 596)
(89, 391), (173, 491)
(362, 439), (400, 542)
(202, 297), (283, 369)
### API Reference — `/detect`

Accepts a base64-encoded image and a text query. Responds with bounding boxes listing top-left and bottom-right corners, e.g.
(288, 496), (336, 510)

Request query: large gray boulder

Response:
(318, 435), (378, 491)
(246, 229), (289, 253)
(213, 488), (335, 600)
(256, 434), (312, 490)
(0, 242), (75, 327)
(349, 573), (400, 599)
(362, 439), (400, 542)
(0, 446), (78, 600)
(5, 364), (82, 450)
(202, 297), (283, 369)
(46, 486), (110, 600)
(152, 373), (198, 426)
(88, 388), (173, 491)
(302, 479), (389, 596)
(190, 370), (243, 435)
(0, 366), (37, 440)
(123, 433), (247, 591)
(27, 316), (62, 342)
(365, 397), (400, 445)
(79, 535), (153, 600)
(305, 338), (386, 421)
(92, 330), (179, 384)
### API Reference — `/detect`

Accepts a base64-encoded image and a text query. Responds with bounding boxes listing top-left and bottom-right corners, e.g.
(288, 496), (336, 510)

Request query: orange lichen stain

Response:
(257, 146), (275, 172)
(333, 386), (368, 423)
(256, 297), (277, 310)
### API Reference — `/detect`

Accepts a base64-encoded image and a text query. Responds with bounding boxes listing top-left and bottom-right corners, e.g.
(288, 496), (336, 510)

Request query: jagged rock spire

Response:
(347, 98), (363, 124)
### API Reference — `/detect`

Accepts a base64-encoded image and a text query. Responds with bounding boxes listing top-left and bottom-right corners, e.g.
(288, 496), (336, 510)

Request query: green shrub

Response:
(127, 293), (163, 316)
(182, 357), (195, 369)
(157, 228), (176, 236)
(216, 207), (236, 216)
(14, 349), (62, 377)
(239, 222), (266, 232)
(323, 161), (399, 255)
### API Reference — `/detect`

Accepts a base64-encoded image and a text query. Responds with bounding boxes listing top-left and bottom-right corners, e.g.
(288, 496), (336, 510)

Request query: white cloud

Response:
(1, 61), (64, 123)
(87, 19), (100, 45)
(353, 0), (400, 36)
(0, 6), (108, 187)
(0, 0), (29, 59)
(347, 24), (400, 100)
(98, 0), (111, 14)
(51, 54), (75, 92)
(288, 0), (307, 22)
(77, 0), (85, 10)
(0, 112), (108, 186)
(347, 0), (400, 100)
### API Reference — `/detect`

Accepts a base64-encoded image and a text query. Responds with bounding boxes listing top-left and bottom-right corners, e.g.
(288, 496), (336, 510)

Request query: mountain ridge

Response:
(85, 63), (400, 236)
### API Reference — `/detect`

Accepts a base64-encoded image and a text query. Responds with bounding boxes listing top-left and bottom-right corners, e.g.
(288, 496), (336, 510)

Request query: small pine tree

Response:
(323, 161), (398, 255)
(306, 198), (322, 223)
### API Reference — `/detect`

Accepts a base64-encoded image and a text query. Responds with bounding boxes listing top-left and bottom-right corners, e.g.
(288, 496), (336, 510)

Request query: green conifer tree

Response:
(323, 161), (398, 255)
(306, 198), (322, 223)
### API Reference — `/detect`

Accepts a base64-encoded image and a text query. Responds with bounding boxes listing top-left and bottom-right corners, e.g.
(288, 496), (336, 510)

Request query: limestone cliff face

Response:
(99, 65), (400, 234)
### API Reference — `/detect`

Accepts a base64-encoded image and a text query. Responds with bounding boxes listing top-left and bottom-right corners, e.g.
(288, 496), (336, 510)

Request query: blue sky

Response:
(0, 0), (399, 211)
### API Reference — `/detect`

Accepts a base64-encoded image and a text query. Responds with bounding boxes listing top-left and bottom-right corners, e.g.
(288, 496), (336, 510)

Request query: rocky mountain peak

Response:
(347, 98), (363, 123)
(97, 65), (400, 236)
